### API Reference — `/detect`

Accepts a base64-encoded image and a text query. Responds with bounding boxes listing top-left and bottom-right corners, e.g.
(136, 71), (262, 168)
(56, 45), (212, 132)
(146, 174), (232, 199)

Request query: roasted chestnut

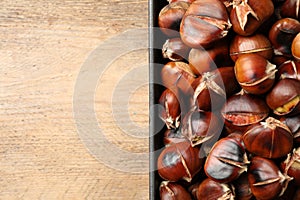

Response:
(181, 109), (223, 147)
(229, 34), (273, 62)
(243, 117), (294, 158)
(162, 37), (191, 61)
(277, 59), (300, 80)
(161, 61), (196, 95)
(188, 40), (232, 75)
(159, 88), (181, 129)
(292, 32), (300, 60)
(180, 0), (231, 48)
(234, 54), (277, 95)
(192, 67), (241, 111)
(230, 0), (274, 36)
(281, 147), (300, 186)
(197, 178), (235, 200)
(280, 0), (300, 21)
(221, 90), (270, 133)
(157, 141), (203, 182)
(204, 135), (249, 183)
(248, 156), (293, 200)
(158, 1), (190, 37)
(269, 18), (300, 57)
(159, 181), (192, 200)
(266, 78), (300, 116)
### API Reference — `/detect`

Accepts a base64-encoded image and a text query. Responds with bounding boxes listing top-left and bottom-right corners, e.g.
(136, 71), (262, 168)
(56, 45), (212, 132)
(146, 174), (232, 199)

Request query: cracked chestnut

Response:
(204, 134), (249, 183)
(230, 0), (274, 36)
(180, 0), (231, 48)
(243, 117), (294, 158)
(277, 59), (300, 80)
(266, 78), (300, 116)
(162, 37), (191, 61)
(159, 181), (192, 200)
(157, 141), (203, 182)
(221, 90), (270, 133)
(181, 109), (223, 147)
(280, 115), (300, 145)
(281, 147), (300, 186)
(229, 34), (273, 62)
(248, 156), (293, 200)
(234, 54), (277, 95)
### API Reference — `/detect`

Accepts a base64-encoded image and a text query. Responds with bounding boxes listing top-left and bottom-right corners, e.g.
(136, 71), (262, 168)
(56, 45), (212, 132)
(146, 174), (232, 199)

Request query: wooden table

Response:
(0, 0), (149, 199)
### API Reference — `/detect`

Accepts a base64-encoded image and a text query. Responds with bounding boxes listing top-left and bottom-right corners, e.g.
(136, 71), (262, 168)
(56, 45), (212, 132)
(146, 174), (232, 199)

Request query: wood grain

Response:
(0, 0), (149, 199)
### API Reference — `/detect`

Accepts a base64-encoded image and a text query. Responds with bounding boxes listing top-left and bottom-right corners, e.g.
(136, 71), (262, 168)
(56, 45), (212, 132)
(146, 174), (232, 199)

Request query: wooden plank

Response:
(0, 0), (149, 199)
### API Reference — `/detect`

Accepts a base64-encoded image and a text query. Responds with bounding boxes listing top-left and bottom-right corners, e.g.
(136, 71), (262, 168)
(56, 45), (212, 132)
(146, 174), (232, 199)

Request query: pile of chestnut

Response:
(156, 0), (300, 199)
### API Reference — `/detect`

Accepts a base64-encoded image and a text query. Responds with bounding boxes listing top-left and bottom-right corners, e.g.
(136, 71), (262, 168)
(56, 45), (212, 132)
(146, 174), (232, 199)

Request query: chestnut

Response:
(188, 40), (232, 75)
(292, 32), (300, 60)
(168, 0), (195, 3)
(197, 178), (235, 200)
(221, 90), (270, 133)
(161, 61), (196, 95)
(230, 0), (274, 36)
(159, 181), (192, 200)
(229, 34), (273, 62)
(280, 0), (300, 21)
(180, 0), (231, 48)
(281, 147), (300, 186)
(204, 135), (249, 183)
(266, 78), (300, 116)
(181, 109), (223, 147)
(268, 18), (300, 57)
(159, 88), (181, 129)
(157, 141), (204, 182)
(162, 37), (191, 61)
(192, 67), (241, 111)
(243, 117), (294, 159)
(278, 59), (300, 80)
(248, 156), (293, 200)
(158, 1), (190, 37)
(234, 54), (277, 95)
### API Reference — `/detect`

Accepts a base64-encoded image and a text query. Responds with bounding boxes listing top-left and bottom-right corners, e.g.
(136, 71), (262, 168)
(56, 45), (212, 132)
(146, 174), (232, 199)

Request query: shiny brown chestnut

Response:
(221, 90), (270, 133)
(181, 109), (223, 147)
(157, 141), (203, 182)
(280, 115), (300, 145)
(280, 0), (300, 21)
(278, 59), (300, 80)
(266, 78), (300, 116)
(230, 34), (273, 62)
(281, 148), (300, 186)
(292, 32), (300, 60)
(162, 37), (191, 61)
(180, 0), (231, 48)
(234, 54), (277, 95)
(192, 67), (241, 111)
(248, 156), (293, 200)
(161, 61), (196, 95)
(158, 2), (190, 37)
(163, 128), (187, 146)
(230, 0), (274, 36)
(159, 181), (192, 200)
(188, 40), (232, 75)
(243, 117), (294, 158)
(269, 18), (300, 57)
(204, 135), (249, 183)
(197, 178), (235, 200)
(159, 88), (181, 129)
